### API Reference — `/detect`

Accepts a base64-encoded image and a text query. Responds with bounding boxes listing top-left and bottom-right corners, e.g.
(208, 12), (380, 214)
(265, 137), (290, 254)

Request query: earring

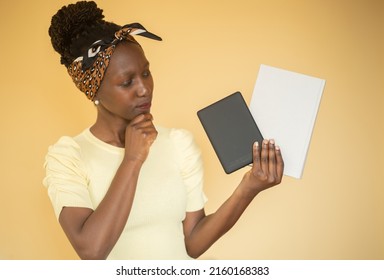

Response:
(94, 100), (100, 106)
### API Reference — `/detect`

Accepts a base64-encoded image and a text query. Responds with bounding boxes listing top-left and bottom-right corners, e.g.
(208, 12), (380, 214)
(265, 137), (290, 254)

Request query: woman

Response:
(44, 1), (284, 260)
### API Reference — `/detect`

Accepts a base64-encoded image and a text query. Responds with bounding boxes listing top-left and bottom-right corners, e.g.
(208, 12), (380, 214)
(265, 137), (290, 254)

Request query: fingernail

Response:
(270, 139), (275, 145)
(275, 145), (280, 151)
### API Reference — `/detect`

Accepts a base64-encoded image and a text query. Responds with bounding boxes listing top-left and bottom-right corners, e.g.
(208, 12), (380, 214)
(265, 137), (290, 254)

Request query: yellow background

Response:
(0, 0), (383, 259)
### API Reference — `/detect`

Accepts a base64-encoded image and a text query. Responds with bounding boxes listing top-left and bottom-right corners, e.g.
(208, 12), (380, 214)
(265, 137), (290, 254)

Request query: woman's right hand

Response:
(58, 113), (157, 260)
(124, 113), (158, 163)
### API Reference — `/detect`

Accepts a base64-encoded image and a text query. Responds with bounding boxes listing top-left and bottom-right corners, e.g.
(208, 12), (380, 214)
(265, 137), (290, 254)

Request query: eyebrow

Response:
(143, 61), (150, 69)
(115, 61), (150, 79)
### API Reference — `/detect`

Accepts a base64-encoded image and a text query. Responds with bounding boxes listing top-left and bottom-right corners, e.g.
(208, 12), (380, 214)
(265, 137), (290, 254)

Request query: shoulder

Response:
(165, 127), (195, 146)
(46, 132), (84, 159)
(43, 132), (89, 185)
(44, 131), (87, 169)
(47, 136), (80, 153)
(160, 126), (202, 168)
(155, 126), (197, 150)
(169, 127), (194, 141)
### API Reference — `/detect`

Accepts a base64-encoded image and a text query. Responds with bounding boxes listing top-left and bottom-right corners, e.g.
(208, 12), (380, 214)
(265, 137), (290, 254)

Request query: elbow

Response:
(66, 232), (114, 260)
(187, 251), (201, 259)
(185, 243), (207, 259)
(186, 249), (201, 259)
(73, 240), (111, 260)
(77, 246), (109, 260)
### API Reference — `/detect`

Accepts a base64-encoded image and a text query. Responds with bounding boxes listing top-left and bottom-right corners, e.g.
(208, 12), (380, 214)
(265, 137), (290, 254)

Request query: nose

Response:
(136, 78), (151, 97)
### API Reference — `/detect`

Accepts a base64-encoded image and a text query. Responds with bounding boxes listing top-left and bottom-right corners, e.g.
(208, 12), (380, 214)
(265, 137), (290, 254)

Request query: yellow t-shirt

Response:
(43, 126), (207, 259)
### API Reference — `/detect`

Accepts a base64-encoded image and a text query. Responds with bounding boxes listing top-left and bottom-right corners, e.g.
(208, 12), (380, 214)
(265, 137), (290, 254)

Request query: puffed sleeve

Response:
(170, 128), (207, 212)
(43, 136), (93, 219)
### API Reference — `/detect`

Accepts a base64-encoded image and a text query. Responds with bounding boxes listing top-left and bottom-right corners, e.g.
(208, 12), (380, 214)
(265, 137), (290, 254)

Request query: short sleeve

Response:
(170, 129), (207, 212)
(43, 136), (93, 219)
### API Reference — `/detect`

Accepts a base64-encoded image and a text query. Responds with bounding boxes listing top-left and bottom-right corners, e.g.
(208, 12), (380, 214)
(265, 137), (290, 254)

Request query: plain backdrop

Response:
(0, 0), (383, 259)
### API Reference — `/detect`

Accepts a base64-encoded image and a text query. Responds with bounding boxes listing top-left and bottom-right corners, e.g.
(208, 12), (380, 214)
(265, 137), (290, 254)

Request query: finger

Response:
(126, 114), (157, 144)
(132, 115), (155, 131)
(260, 139), (269, 174)
(268, 139), (277, 177)
(252, 141), (261, 171)
(143, 113), (154, 122)
(131, 113), (154, 126)
(142, 126), (158, 138)
(136, 121), (158, 142)
(131, 113), (146, 124)
(275, 145), (284, 181)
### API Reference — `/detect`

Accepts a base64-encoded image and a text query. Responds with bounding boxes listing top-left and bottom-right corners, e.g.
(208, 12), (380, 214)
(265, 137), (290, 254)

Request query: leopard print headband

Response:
(67, 23), (162, 101)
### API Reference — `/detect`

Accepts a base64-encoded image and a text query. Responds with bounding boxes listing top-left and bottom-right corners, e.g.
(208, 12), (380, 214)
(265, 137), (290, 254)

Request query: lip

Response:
(136, 102), (152, 111)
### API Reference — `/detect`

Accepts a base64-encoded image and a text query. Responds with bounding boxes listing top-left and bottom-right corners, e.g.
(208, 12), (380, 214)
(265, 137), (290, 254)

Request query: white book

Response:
(250, 64), (325, 179)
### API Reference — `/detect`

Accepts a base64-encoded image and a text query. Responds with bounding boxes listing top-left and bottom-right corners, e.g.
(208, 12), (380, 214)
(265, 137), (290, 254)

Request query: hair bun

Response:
(49, 1), (105, 66)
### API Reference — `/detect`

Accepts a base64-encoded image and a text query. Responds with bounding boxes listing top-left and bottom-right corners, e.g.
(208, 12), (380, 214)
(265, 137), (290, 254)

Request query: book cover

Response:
(250, 64), (325, 179)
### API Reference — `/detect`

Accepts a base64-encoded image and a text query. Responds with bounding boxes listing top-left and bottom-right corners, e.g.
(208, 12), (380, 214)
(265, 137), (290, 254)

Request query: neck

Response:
(90, 113), (129, 148)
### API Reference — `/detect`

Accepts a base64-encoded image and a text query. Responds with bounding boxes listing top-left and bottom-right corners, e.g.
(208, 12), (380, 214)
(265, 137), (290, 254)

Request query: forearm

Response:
(185, 187), (258, 258)
(61, 158), (142, 259)
(184, 140), (284, 258)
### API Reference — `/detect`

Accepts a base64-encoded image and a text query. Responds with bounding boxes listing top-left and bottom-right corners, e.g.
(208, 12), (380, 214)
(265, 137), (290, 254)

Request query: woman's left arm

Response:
(183, 139), (284, 258)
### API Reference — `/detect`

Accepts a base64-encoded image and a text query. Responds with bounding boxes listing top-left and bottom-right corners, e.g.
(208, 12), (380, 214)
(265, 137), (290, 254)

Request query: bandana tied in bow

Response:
(67, 23), (162, 101)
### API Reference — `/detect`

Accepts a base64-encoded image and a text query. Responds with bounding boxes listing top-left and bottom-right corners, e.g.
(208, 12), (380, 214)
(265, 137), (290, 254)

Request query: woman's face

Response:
(96, 41), (154, 122)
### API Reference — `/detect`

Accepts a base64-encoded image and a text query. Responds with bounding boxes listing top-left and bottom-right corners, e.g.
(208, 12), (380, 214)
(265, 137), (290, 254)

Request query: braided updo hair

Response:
(49, 1), (121, 67)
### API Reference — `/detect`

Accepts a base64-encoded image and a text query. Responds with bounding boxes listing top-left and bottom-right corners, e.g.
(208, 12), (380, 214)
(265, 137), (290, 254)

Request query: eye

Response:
(121, 79), (133, 87)
(143, 70), (151, 78)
